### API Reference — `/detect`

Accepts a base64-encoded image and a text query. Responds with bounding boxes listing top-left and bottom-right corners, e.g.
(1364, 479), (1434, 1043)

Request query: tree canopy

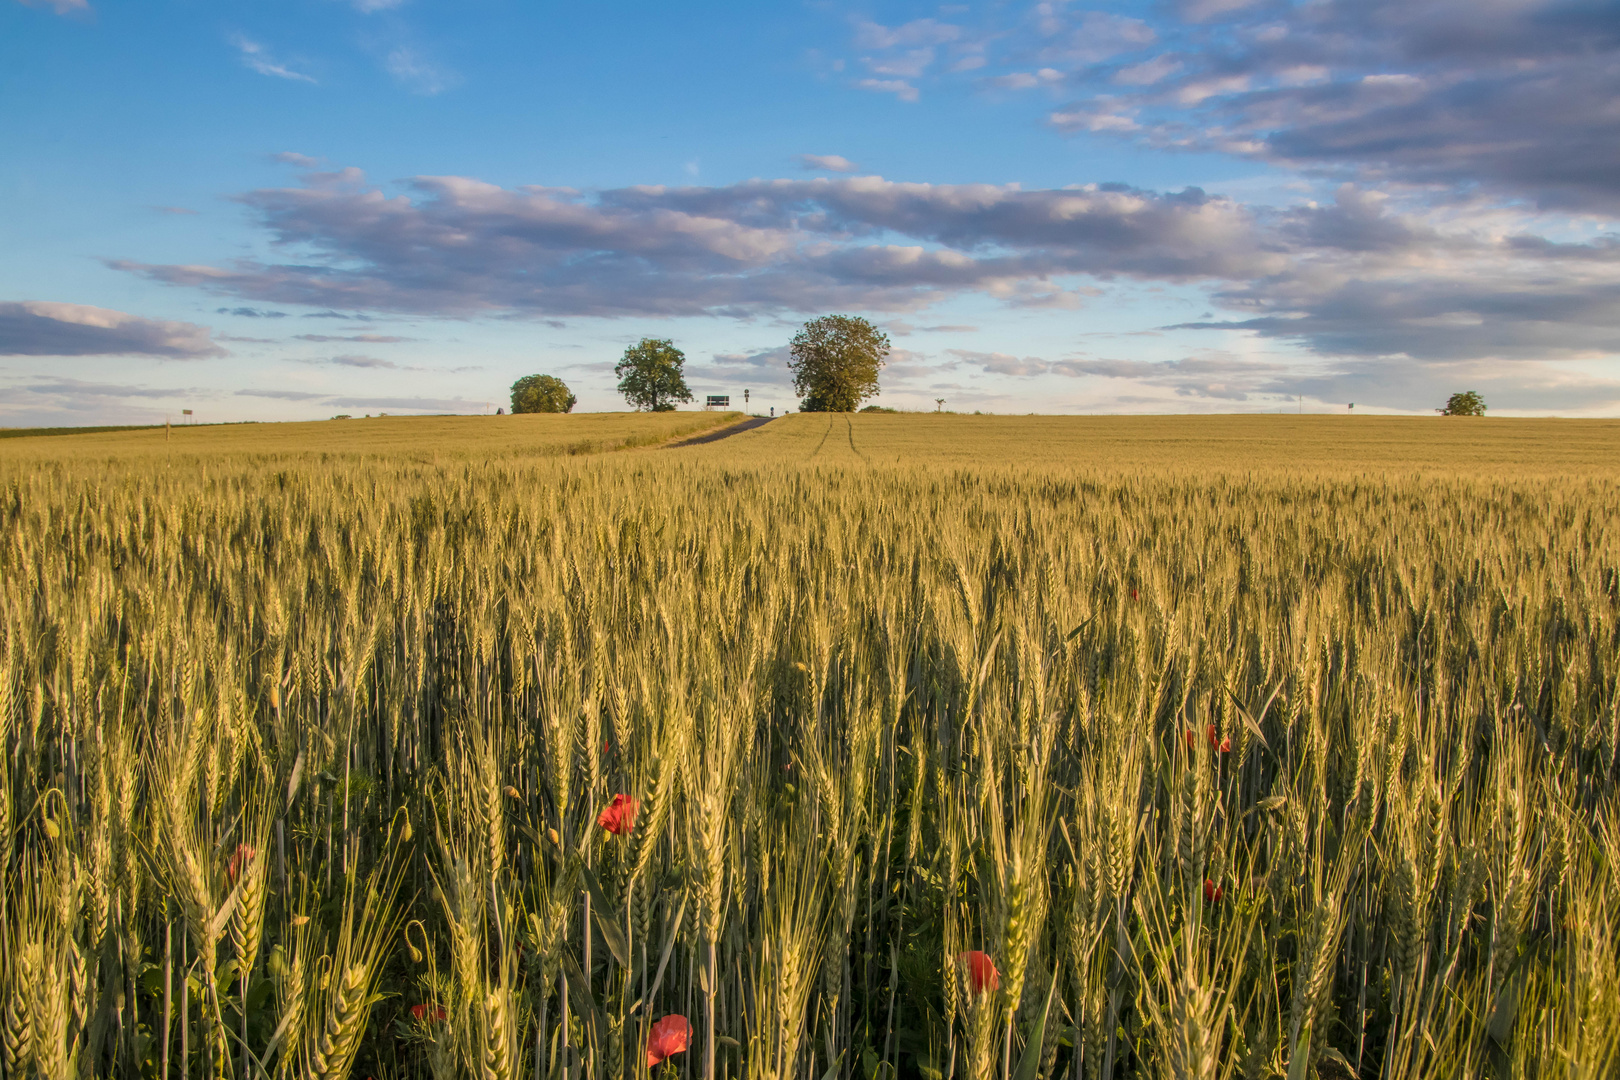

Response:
(510, 374), (577, 414)
(1439, 391), (1487, 416)
(788, 315), (890, 412)
(615, 338), (694, 412)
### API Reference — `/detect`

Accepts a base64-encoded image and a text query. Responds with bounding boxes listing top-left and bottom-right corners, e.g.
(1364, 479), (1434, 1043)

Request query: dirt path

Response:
(670, 416), (774, 447)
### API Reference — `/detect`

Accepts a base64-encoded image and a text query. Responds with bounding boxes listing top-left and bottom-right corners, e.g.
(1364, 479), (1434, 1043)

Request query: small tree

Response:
(615, 338), (694, 412)
(788, 315), (890, 412)
(1438, 391), (1487, 416)
(510, 374), (577, 414)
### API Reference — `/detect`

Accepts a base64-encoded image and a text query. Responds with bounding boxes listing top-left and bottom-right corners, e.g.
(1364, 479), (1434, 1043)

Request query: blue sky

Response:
(4, 0), (1620, 422)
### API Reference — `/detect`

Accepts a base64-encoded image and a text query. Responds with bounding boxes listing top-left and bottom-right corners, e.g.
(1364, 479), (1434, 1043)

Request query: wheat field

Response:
(1, 413), (1616, 1080)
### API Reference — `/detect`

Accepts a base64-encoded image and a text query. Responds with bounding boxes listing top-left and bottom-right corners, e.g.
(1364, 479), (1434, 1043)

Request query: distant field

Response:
(0, 423), (164, 440)
(695, 412), (1620, 475)
(0, 410), (741, 464)
(2, 410), (1616, 1080)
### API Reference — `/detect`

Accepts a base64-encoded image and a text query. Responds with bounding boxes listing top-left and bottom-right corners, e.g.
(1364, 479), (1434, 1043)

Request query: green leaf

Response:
(1012, 971), (1058, 1080)
(1286, 1025), (1312, 1080)
(560, 950), (608, 1040)
(580, 865), (629, 968)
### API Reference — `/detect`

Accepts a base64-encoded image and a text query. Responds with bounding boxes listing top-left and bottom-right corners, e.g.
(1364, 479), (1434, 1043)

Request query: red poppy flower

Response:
(958, 950), (1000, 995)
(1130, 588), (1140, 601)
(1205, 724), (1219, 749)
(227, 844), (256, 881)
(646, 1014), (691, 1067)
(1203, 879), (1223, 904)
(597, 794), (638, 835)
(1183, 729), (1197, 749)
(1218, 737), (1232, 753)
(410, 1004), (447, 1023)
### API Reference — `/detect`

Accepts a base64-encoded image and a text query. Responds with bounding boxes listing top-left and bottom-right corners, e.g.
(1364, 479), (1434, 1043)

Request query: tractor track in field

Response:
(844, 415), (869, 463)
(808, 415), (834, 459)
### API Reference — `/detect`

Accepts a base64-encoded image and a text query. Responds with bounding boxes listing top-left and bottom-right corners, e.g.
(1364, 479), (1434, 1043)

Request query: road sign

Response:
(705, 395), (730, 409)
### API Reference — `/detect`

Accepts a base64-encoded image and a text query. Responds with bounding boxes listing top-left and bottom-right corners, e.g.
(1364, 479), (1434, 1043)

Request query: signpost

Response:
(705, 395), (730, 410)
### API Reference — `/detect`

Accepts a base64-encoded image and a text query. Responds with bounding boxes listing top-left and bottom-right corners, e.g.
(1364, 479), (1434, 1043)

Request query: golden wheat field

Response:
(1, 413), (1617, 1080)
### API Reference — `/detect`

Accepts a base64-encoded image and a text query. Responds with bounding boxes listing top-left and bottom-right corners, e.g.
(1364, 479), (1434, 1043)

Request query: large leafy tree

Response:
(510, 374), (577, 414)
(1439, 391), (1487, 416)
(788, 315), (890, 412)
(615, 338), (694, 412)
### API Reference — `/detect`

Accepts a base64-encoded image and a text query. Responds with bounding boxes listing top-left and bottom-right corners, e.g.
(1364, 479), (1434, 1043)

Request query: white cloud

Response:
(796, 154), (859, 173)
(948, 349), (1049, 376)
(866, 48), (936, 79)
(14, 0), (90, 16)
(852, 17), (961, 50)
(1113, 56), (1182, 87)
(855, 78), (920, 102)
(230, 35), (317, 84)
(384, 46), (457, 95)
(0, 301), (226, 358)
(294, 334), (414, 343)
(328, 354), (398, 368)
(986, 68), (1065, 91)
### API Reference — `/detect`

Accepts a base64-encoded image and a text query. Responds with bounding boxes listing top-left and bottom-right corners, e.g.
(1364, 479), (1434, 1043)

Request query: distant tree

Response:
(788, 315), (890, 412)
(615, 338), (694, 412)
(1438, 391), (1487, 416)
(511, 374), (576, 413)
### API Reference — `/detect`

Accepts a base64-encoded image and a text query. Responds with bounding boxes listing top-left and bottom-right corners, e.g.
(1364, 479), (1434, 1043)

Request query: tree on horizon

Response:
(1439, 391), (1487, 416)
(788, 315), (890, 412)
(510, 373), (577, 413)
(616, 338), (694, 412)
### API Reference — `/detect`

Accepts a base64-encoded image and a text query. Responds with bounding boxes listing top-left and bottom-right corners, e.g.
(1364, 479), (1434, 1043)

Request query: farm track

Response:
(669, 416), (773, 446)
